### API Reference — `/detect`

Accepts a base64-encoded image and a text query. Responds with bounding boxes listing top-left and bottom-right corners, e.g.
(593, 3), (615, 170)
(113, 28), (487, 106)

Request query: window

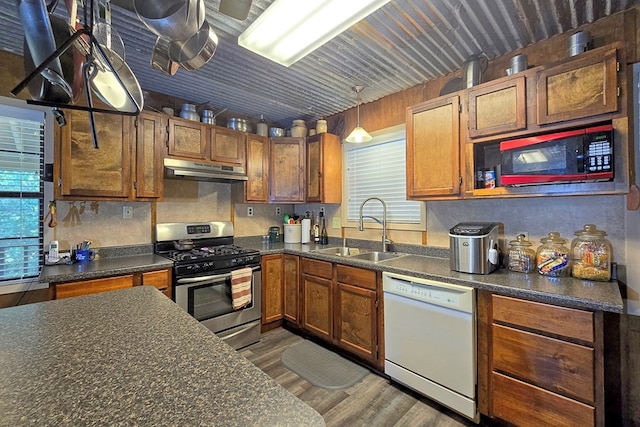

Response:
(0, 103), (45, 283)
(344, 125), (423, 227)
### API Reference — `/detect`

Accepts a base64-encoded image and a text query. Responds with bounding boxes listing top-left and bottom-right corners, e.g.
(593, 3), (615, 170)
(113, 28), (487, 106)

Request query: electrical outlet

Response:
(122, 206), (133, 219)
(332, 217), (341, 229)
(276, 207), (281, 216)
(247, 206), (254, 217)
(516, 231), (529, 240)
(319, 206), (325, 215)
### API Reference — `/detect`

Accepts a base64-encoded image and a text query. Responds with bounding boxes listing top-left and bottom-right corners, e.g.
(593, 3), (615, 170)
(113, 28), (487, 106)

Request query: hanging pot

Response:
(462, 53), (489, 89)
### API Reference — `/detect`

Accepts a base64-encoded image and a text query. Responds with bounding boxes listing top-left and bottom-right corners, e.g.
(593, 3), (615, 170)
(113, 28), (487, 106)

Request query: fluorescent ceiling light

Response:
(238, 0), (391, 67)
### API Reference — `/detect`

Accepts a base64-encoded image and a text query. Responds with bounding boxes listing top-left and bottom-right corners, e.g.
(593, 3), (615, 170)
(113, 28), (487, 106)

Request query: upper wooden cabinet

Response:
(134, 112), (164, 199)
(210, 127), (246, 167)
(269, 137), (305, 203)
(167, 117), (207, 159)
(406, 95), (461, 199)
(536, 45), (620, 125)
(467, 76), (527, 138)
(306, 133), (342, 203)
(241, 134), (270, 203)
(57, 110), (134, 200)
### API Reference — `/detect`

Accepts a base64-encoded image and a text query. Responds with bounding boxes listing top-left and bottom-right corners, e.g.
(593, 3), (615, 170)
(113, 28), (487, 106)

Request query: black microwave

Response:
(499, 124), (614, 186)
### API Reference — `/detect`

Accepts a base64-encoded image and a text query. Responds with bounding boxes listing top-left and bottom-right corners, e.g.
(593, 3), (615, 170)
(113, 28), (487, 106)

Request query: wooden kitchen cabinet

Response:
(57, 110), (164, 200)
(167, 117), (207, 159)
(58, 109), (133, 199)
(406, 95), (461, 199)
(306, 133), (342, 203)
(467, 76), (527, 138)
(261, 254), (284, 327)
(301, 257), (333, 341)
(269, 137), (305, 203)
(335, 265), (378, 365)
(537, 44), (620, 125)
(210, 126), (246, 167)
(479, 291), (605, 427)
(283, 255), (300, 324)
(51, 275), (134, 299)
(134, 112), (165, 199)
(50, 268), (173, 300)
(241, 133), (270, 203)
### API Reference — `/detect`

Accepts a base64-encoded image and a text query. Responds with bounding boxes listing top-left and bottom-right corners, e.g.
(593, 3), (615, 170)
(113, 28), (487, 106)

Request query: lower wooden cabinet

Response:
(50, 269), (172, 300)
(261, 254), (285, 326)
(301, 258), (333, 340)
(479, 291), (604, 427)
(283, 255), (300, 324)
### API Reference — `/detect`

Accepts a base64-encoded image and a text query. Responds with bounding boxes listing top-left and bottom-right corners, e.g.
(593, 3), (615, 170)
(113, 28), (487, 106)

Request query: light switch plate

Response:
(122, 206), (133, 219)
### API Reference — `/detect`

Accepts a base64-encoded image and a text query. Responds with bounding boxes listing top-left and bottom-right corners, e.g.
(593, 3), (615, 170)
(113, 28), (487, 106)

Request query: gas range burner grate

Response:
(161, 245), (258, 263)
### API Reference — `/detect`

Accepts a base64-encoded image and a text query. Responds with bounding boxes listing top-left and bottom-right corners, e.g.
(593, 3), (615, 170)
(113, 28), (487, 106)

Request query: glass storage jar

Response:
(291, 119), (307, 137)
(571, 224), (612, 281)
(505, 234), (536, 273)
(536, 232), (571, 277)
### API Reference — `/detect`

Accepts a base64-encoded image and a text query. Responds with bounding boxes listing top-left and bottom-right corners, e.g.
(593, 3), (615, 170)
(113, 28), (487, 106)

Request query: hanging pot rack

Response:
(11, 0), (143, 147)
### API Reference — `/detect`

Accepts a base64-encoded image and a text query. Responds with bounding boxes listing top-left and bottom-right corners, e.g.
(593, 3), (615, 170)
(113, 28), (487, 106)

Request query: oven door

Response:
(174, 265), (262, 333)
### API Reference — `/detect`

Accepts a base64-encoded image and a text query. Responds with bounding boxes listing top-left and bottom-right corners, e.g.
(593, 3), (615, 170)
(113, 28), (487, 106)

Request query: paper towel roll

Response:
(301, 218), (311, 243)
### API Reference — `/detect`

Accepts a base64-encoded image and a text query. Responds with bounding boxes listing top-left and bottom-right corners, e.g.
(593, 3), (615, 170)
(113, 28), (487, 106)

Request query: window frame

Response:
(341, 124), (425, 231)
(0, 96), (53, 294)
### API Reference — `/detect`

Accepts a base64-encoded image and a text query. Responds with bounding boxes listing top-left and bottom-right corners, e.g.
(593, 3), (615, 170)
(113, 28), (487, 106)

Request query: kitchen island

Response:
(0, 286), (324, 426)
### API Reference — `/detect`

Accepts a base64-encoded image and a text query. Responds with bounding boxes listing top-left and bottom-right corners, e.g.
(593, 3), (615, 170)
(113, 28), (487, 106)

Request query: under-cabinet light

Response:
(238, 0), (391, 67)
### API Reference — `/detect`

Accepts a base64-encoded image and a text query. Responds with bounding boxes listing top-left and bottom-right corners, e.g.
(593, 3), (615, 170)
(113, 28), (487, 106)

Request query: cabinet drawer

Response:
(492, 294), (594, 342)
(301, 258), (332, 279)
(142, 269), (171, 290)
(336, 265), (376, 290)
(55, 275), (134, 299)
(493, 324), (594, 403)
(492, 372), (595, 427)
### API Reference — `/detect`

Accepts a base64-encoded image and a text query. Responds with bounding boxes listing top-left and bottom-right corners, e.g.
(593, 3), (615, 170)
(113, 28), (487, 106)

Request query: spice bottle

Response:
(536, 232), (571, 277)
(505, 234), (536, 273)
(571, 224), (612, 281)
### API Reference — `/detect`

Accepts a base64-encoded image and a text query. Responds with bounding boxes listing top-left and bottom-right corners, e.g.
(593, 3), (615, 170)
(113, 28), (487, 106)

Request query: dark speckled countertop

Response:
(238, 238), (623, 313)
(0, 286), (325, 426)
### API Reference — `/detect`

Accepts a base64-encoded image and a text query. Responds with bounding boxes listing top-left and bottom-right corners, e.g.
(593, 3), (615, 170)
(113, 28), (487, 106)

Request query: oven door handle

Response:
(176, 265), (260, 285)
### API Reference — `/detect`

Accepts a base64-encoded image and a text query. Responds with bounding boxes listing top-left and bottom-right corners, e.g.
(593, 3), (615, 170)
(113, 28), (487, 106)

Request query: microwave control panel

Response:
(585, 130), (613, 175)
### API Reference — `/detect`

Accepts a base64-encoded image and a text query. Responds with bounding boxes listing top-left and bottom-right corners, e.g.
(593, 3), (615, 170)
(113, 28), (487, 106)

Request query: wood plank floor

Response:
(240, 327), (482, 427)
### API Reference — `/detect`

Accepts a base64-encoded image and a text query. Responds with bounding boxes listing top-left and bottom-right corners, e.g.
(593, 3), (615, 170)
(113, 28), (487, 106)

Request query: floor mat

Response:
(281, 340), (369, 390)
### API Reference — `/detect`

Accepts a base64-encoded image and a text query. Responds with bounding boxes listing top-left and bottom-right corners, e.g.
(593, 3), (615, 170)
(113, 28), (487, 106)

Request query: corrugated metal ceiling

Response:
(1, 0), (639, 127)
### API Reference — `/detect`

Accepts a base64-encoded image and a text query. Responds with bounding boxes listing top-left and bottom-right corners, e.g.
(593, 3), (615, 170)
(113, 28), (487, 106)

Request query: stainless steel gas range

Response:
(155, 221), (261, 350)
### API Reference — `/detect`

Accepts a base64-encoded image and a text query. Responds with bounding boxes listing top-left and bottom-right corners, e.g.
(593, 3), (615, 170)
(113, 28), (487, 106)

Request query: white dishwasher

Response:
(383, 271), (479, 423)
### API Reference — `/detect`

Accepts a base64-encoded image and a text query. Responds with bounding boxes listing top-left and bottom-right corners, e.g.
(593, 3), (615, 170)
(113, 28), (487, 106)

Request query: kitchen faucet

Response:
(358, 197), (389, 252)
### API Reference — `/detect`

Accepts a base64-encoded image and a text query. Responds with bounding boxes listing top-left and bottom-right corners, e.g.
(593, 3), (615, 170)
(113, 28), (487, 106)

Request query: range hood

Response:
(164, 158), (248, 182)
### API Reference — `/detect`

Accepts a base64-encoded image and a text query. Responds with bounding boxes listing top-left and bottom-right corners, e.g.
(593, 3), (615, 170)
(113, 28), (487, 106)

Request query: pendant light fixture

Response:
(345, 85), (372, 143)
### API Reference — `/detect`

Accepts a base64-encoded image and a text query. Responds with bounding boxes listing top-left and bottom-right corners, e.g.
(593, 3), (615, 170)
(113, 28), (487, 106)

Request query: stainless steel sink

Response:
(348, 251), (406, 263)
(314, 247), (370, 257)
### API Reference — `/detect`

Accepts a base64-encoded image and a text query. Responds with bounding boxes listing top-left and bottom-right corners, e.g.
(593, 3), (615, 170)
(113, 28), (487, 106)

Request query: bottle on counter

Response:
(320, 212), (328, 245)
(536, 232), (571, 277)
(314, 212), (320, 243)
(571, 224), (612, 281)
(505, 234), (536, 273)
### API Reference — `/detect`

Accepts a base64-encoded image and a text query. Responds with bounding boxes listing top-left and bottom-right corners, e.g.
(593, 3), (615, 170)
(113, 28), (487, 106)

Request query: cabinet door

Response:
(210, 127), (246, 166)
(468, 76), (527, 138)
(245, 134), (270, 202)
(336, 283), (377, 364)
(167, 117), (207, 159)
(269, 137), (305, 203)
(59, 110), (132, 198)
(142, 269), (172, 299)
(537, 46), (619, 125)
(261, 254), (283, 324)
(283, 255), (300, 324)
(53, 275), (134, 299)
(134, 112), (164, 199)
(306, 133), (342, 203)
(302, 273), (332, 341)
(406, 95), (460, 198)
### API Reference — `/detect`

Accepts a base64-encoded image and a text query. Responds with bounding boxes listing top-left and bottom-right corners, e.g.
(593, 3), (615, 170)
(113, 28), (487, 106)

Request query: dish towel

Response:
(231, 267), (253, 310)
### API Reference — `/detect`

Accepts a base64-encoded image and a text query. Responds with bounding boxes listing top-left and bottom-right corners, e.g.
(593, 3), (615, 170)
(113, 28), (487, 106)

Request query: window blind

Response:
(0, 105), (44, 282)
(346, 135), (421, 224)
